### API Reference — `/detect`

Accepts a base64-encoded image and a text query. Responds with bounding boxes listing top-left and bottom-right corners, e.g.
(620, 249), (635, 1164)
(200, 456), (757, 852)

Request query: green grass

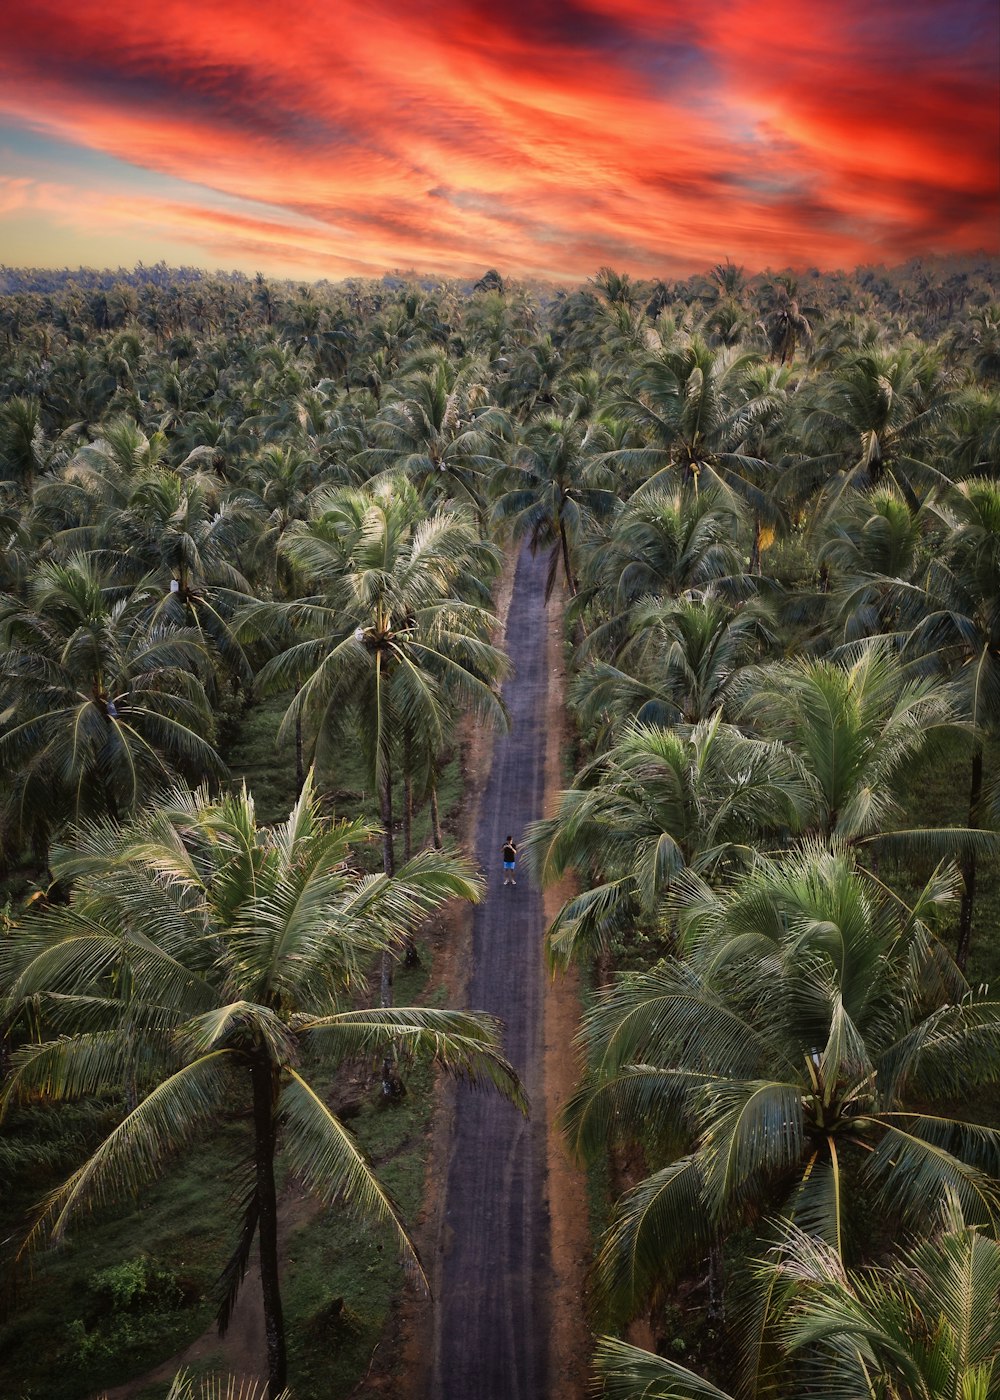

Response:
(0, 1110), (249, 1400)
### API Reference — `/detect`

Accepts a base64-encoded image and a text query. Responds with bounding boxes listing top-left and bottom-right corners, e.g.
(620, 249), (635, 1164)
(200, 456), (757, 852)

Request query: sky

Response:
(0, 0), (997, 283)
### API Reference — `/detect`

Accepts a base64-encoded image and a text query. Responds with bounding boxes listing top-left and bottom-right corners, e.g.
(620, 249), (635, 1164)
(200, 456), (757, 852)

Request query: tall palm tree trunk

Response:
(294, 711), (304, 797)
(956, 743), (983, 970)
(402, 727), (413, 864)
(402, 728), (420, 968)
(378, 769), (404, 1096)
(558, 515), (577, 595)
(251, 1052), (286, 1398)
(430, 776), (443, 850)
(379, 769), (395, 1007)
(707, 1238), (725, 1323)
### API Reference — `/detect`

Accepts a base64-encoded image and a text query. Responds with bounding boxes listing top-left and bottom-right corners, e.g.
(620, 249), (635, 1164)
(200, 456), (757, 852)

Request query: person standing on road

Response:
(502, 834), (518, 886)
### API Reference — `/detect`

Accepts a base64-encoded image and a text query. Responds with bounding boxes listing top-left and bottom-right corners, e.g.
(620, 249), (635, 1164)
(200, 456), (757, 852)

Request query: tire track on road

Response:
(433, 542), (553, 1400)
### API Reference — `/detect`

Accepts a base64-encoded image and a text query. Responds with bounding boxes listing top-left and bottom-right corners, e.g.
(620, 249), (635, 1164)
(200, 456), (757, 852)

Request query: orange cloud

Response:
(0, 0), (996, 279)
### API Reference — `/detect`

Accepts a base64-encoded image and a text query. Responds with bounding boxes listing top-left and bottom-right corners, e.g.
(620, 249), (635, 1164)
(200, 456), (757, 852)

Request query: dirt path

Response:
(429, 543), (587, 1400)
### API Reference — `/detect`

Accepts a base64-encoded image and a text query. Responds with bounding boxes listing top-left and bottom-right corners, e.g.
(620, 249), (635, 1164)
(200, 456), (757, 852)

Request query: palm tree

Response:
(592, 1198), (1000, 1398)
(30, 417), (167, 543)
(239, 443), (322, 590)
(492, 410), (618, 596)
(574, 486), (750, 662)
(500, 335), (565, 419)
(358, 360), (509, 515)
(1, 781), (525, 1399)
(111, 467), (261, 682)
(0, 555), (223, 858)
(756, 279), (814, 364)
(566, 845), (1000, 1389)
(34, 444), (262, 682)
(739, 641), (987, 864)
(247, 479), (509, 998)
(785, 346), (954, 521)
(604, 337), (780, 517)
(0, 394), (79, 492)
(817, 486), (930, 643)
(572, 594), (779, 744)
(591, 267), (642, 311)
(768, 1205), (1000, 1397)
(525, 715), (809, 968)
(898, 480), (1000, 966)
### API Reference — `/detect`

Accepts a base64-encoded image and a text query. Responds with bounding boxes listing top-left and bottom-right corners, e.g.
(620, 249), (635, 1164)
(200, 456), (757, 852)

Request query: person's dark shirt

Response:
(503, 842), (516, 862)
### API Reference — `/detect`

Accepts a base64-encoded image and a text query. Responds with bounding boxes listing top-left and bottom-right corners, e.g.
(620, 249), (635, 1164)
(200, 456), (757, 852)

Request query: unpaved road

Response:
(432, 543), (559, 1400)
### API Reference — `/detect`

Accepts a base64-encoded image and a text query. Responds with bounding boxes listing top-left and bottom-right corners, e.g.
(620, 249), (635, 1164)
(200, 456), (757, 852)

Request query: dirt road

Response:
(431, 543), (560, 1400)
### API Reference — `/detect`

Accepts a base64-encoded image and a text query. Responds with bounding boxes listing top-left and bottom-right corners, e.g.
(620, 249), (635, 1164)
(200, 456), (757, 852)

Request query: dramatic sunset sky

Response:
(0, 0), (997, 282)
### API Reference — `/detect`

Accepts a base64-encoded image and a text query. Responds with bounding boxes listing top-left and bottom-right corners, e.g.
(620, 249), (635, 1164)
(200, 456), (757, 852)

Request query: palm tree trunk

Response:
(707, 1238), (725, 1324)
(294, 711), (304, 797)
(379, 769), (395, 1009)
(403, 728), (413, 864)
(430, 777), (443, 850)
(402, 728), (420, 968)
(250, 1052), (286, 1399)
(749, 515), (762, 575)
(558, 516), (577, 595)
(956, 743), (983, 970)
(378, 769), (404, 1096)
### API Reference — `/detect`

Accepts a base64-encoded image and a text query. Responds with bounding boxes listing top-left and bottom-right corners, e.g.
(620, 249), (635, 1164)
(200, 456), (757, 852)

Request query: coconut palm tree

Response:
(0, 555), (223, 858)
(33, 443), (262, 682)
(591, 267), (642, 311)
(238, 443), (323, 590)
(572, 594), (779, 745)
(739, 641), (989, 864)
(897, 480), (1000, 966)
(30, 417), (167, 544)
(0, 394), (80, 493)
(785, 346), (954, 521)
(110, 467), (262, 682)
(492, 410), (619, 596)
(767, 1205), (1000, 1398)
(525, 715), (809, 968)
(756, 278), (815, 364)
(358, 360), (509, 515)
(817, 486), (931, 643)
(567, 845), (1000, 1388)
(592, 1198), (1000, 1398)
(604, 337), (780, 517)
(1, 781), (525, 1399)
(574, 486), (750, 663)
(246, 479), (509, 1000)
(255, 478), (507, 858)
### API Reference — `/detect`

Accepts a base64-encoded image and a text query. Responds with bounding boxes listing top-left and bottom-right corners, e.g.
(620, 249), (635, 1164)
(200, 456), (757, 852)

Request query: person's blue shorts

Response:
(503, 861), (515, 870)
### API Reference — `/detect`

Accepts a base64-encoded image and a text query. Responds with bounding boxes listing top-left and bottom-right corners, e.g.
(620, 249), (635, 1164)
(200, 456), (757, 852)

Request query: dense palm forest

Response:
(1, 255), (999, 1399)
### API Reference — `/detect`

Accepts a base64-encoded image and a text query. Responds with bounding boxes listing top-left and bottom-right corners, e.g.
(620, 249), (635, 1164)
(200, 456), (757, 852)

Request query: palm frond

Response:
(279, 1068), (426, 1288)
(592, 1335), (735, 1400)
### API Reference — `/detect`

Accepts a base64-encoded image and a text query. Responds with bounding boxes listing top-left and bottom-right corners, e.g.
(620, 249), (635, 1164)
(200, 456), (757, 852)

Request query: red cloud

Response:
(0, 0), (996, 278)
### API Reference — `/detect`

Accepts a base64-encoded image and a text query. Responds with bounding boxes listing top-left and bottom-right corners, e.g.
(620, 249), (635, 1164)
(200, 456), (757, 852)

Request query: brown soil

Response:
(540, 589), (590, 1400)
